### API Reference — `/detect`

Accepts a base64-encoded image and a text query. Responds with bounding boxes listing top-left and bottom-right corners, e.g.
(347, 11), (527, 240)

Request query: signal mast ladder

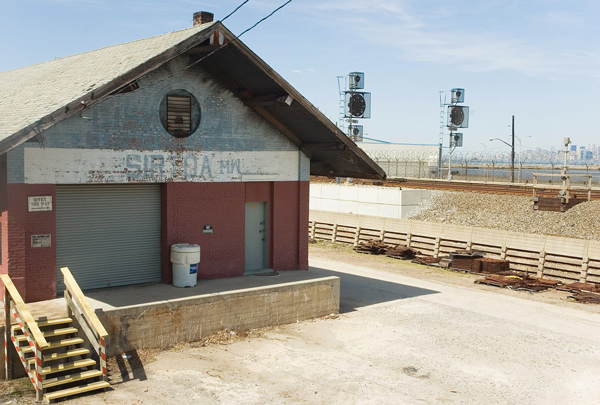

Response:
(2, 267), (109, 403)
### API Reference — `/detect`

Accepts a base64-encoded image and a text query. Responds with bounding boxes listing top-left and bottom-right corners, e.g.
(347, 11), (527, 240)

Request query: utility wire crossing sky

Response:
(1, 1), (598, 152)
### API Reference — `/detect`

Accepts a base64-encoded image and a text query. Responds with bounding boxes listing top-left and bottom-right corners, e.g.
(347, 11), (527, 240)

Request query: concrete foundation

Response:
(90, 275), (340, 356)
(2, 272), (340, 380)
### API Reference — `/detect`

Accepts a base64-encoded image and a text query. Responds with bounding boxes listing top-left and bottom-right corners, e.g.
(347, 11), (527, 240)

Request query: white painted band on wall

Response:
(24, 148), (304, 184)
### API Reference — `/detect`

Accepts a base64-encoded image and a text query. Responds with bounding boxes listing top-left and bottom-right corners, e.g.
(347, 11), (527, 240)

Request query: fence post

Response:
(331, 223), (338, 243)
(406, 232), (412, 248)
(537, 250), (546, 278)
(310, 221), (316, 240)
(34, 344), (43, 402)
(354, 226), (361, 247)
(380, 229), (385, 243)
(580, 257), (590, 283)
(433, 236), (441, 258)
(100, 337), (108, 382)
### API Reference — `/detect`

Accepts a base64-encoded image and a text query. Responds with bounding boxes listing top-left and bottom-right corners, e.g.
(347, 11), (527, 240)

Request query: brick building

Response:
(0, 13), (384, 302)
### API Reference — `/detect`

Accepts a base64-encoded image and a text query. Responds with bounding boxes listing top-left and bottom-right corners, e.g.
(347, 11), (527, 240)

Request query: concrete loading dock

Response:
(0, 270), (340, 371)
(89, 272), (339, 356)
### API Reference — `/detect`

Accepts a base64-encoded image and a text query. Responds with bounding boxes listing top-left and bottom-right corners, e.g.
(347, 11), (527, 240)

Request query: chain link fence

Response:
(367, 150), (600, 186)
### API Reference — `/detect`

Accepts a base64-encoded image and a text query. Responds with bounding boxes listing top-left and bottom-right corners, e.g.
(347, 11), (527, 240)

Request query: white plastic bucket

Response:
(171, 243), (200, 287)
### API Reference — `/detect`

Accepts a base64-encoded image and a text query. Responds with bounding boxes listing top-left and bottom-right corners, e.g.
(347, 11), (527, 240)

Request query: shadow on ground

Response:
(112, 349), (148, 385)
(310, 266), (439, 313)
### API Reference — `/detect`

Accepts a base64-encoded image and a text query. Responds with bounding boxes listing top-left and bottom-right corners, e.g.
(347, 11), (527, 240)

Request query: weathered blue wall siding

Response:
(8, 55), (310, 183)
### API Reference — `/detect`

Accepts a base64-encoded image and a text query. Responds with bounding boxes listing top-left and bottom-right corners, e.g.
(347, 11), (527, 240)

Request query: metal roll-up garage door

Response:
(56, 184), (161, 295)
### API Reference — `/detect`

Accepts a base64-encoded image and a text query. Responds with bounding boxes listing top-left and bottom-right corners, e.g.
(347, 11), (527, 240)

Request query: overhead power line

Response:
(39, 0), (296, 133)
(238, 0), (293, 38)
(222, 0), (250, 22)
(147, 0), (294, 86)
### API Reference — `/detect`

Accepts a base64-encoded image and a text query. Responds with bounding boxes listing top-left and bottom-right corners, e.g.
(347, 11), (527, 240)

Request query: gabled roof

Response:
(0, 21), (385, 180)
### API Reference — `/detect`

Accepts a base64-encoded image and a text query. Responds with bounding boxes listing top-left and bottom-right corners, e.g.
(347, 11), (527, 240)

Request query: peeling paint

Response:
(24, 148), (302, 184)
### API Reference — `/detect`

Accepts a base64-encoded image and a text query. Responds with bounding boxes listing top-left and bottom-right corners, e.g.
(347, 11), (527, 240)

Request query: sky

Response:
(1, 0), (599, 153)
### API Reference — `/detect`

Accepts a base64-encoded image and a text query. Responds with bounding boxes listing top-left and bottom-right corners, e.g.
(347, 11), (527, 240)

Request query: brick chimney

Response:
(193, 11), (214, 27)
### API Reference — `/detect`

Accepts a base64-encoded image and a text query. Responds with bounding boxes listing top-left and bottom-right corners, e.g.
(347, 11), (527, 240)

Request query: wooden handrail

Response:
(0, 274), (49, 348)
(60, 267), (108, 338)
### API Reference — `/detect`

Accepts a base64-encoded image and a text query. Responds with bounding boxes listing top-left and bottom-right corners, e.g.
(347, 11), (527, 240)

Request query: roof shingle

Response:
(0, 24), (212, 144)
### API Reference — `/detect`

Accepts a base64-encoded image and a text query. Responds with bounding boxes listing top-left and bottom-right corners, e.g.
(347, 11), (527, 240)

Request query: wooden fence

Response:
(309, 210), (600, 285)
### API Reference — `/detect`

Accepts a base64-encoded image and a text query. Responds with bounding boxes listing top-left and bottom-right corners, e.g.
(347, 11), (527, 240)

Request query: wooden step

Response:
(42, 327), (78, 338)
(15, 327), (78, 342)
(11, 318), (73, 333)
(37, 317), (72, 328)
(27, 348), (91, 366)
(44, 369), (104, 388)
(42, 358), (97, 375)
(11, 318), (73, 336)
(21, 337), (84, 353)
(44, 380), (110, 402)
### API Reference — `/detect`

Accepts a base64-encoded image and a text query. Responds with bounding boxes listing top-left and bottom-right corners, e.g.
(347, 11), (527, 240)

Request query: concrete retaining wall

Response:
(97, 277), (340, 356)
(310, 210), (600, 285)
(310, 183), (431, 219)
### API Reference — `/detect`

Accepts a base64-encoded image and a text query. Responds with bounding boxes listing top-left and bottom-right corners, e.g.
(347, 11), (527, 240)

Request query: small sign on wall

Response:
(32, 234), (51, 248)
(28, 196), (52, 212)
(203, 225), (214, 234)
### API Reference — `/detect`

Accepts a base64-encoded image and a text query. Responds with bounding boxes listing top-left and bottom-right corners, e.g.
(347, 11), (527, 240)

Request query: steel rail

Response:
(310, 176), (600, 200)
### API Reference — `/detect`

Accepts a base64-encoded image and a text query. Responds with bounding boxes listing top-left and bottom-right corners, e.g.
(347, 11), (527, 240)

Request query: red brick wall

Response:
(2, 179), (308, 302)
(297, 181), (309, 270)
(162, 180), (308, 282)
(0, 154), (7, 277)
(0, 209), (7, 277)
(5, 184), (56, 302)
(272, 181), (309, 271)
(162, 182), (245, 282)
(245, 182), (271, 202)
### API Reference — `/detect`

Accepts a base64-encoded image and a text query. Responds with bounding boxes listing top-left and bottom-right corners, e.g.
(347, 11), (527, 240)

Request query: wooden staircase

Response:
(3, 268), (110, 403)
(16, 317), (109, 402)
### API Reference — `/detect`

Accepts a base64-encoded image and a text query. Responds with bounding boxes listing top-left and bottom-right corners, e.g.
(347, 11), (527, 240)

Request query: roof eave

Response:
(0, 25), (217, 156)
(212, 26), (386, 181)
(1, 22), (386, 181)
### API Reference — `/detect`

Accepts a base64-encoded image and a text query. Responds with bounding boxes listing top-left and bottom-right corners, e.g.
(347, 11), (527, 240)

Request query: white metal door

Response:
(244, 202), (267, 274)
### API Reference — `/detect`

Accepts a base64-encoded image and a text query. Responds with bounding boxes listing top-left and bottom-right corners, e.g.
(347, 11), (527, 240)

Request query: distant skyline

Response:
(1, 1), (598, 153)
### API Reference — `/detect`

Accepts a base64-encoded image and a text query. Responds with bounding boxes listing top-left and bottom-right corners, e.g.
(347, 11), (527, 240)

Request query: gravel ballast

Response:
(406, 191), (600, 240)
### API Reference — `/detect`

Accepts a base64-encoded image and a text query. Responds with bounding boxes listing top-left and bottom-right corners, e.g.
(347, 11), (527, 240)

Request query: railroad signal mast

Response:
(442, 88), (469, 180)
(339, 72), (371, 142)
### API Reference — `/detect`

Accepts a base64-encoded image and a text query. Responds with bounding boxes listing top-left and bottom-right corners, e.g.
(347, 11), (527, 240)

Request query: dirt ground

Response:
(4, 242), (600, 404)
(308, 242), (600, 315)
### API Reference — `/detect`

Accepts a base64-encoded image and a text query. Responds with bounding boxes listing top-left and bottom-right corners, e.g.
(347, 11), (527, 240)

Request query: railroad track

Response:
(311, 177), (600, 200)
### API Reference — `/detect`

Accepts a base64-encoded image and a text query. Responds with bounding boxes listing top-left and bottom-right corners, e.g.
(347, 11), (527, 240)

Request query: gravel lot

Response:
(3, 243), (600, 404)
(406, 190), (600, 240)
(2, 244), (594, 405)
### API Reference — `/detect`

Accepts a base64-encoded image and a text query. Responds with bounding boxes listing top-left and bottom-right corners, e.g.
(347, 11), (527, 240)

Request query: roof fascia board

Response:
(245, 94), (294, 107)
(0, 25), (218, 156)
(218, 25), (385, 180)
